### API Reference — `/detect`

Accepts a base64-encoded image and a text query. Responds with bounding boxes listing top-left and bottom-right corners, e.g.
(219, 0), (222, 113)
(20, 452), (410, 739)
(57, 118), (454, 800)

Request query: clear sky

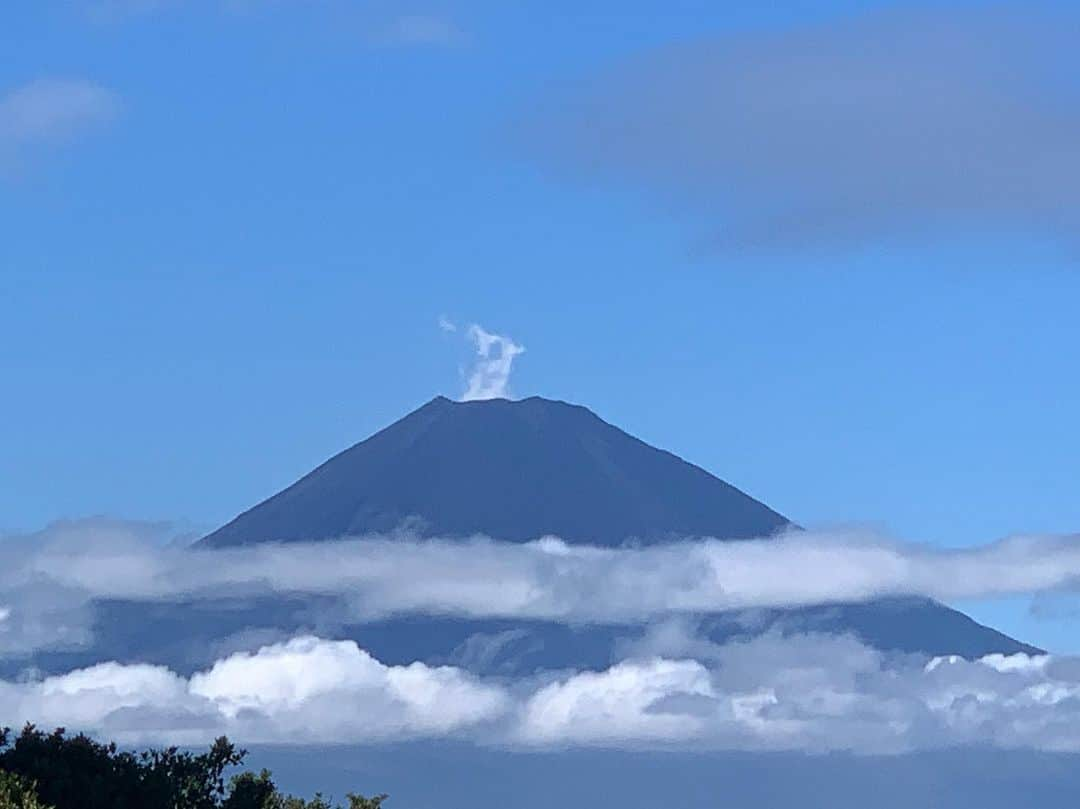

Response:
(3, 1), (1079, 649)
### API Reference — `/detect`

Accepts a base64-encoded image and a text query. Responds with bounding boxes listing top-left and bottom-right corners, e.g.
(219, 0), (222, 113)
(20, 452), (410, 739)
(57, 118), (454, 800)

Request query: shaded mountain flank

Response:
(188, 397), (1039, 667)
(201, 395), (790, 547)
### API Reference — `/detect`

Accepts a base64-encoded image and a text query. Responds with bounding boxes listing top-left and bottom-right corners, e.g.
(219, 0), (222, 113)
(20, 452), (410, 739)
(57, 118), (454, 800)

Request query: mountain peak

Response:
(195, 396), (1039, 661)
(200, 396), (790, 547)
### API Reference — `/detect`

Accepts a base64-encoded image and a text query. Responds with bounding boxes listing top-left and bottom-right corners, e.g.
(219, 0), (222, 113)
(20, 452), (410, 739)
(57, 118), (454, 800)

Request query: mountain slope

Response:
(202, 396), (790, 547)
(195, 395), (1038, 661)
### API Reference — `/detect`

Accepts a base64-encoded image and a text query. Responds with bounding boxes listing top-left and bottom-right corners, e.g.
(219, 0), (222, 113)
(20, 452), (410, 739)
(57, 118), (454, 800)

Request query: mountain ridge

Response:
(201, 395), (791, 547)
(194, 394), (1039, 661)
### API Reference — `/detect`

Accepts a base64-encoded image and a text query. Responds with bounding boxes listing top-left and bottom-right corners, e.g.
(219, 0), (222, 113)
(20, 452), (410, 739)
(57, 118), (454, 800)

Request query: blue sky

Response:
(3, 0), (1080, 652)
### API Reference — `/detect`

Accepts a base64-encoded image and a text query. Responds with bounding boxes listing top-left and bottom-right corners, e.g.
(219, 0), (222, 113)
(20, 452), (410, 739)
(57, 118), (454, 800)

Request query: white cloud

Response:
(519, 658), (715, 745)
(515, 633), (1080, 753)
(0, 636), (506, 746)
(7, 632), (1080, 753)
(32, 661), (192, 732)
(438, 315), (457, 332)
(187, 636), (507, 742)
(3, 519), (1080, 658)
(0, 79), (118, 149)
(461, 324), (525, 401)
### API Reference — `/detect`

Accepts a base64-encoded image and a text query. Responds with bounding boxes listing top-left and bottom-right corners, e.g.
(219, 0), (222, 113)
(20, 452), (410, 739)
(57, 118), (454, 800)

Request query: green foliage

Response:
(0, 771), (52, 809)
(0, 727), (386, 809)
(345, 795), (388, 809)
(225, 770), (388, 809)
(221, 769), (386, 803)
(0, 726), (243, 809)
(224, 770), (279, 809)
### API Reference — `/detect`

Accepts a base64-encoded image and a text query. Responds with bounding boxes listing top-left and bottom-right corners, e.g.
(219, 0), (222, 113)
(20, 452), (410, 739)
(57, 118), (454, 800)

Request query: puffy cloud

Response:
(516, 633), (1080, 754)
(7, 633), (1080, 754)
(0, 660), (203, 743)
(523, 7), (1080, 251)
(518, 658), (715, 745)
(0, 637), (506, 746)
(188, 636), (507, 742)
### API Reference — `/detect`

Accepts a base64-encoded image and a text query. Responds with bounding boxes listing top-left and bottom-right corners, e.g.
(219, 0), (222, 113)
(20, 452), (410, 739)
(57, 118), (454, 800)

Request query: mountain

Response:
(194, 396), (1038, 664)
(201, 395), (790, 547)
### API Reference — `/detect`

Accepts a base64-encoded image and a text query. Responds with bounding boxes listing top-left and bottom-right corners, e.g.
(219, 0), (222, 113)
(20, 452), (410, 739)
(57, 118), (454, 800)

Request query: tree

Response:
(224, 770), (389, 809)
(0, 727), (388, 809)
(0, 771), (51, 809)
(223, 770), (278, 809)
(345, 795), (388, 809)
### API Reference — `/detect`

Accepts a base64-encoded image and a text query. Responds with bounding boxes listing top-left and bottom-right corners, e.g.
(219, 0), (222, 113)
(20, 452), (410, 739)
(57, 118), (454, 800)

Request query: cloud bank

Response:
(1, 636), (505, 746)
(2, 519), (1080, 658)
(524, 7), (1080, 250)
(5, 632), (1080, 754)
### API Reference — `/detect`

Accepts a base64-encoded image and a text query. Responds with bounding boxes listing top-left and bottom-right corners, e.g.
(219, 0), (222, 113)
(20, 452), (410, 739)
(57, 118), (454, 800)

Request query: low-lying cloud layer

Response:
(5, 632), (1080, 754)
(2, 636), (505, 747)
(2, 519), (1079, 659)
(5, 520), (1080, 753)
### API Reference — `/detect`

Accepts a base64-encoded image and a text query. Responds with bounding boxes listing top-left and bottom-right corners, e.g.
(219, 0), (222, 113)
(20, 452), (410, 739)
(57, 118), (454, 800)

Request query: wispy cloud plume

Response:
(461, 324), (524, 401)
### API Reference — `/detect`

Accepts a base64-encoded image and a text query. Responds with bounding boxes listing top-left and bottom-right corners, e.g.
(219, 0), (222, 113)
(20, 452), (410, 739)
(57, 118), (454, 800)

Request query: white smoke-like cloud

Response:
(5, 632), (1080, 754)
(2, 519), (1080, 658)
(461, 324), (525, 401)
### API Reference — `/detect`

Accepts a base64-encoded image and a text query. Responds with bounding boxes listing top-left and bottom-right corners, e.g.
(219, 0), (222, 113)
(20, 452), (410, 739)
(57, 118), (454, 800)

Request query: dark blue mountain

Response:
(190, 396), (1039, 664)
(201, 395), (790, 547)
